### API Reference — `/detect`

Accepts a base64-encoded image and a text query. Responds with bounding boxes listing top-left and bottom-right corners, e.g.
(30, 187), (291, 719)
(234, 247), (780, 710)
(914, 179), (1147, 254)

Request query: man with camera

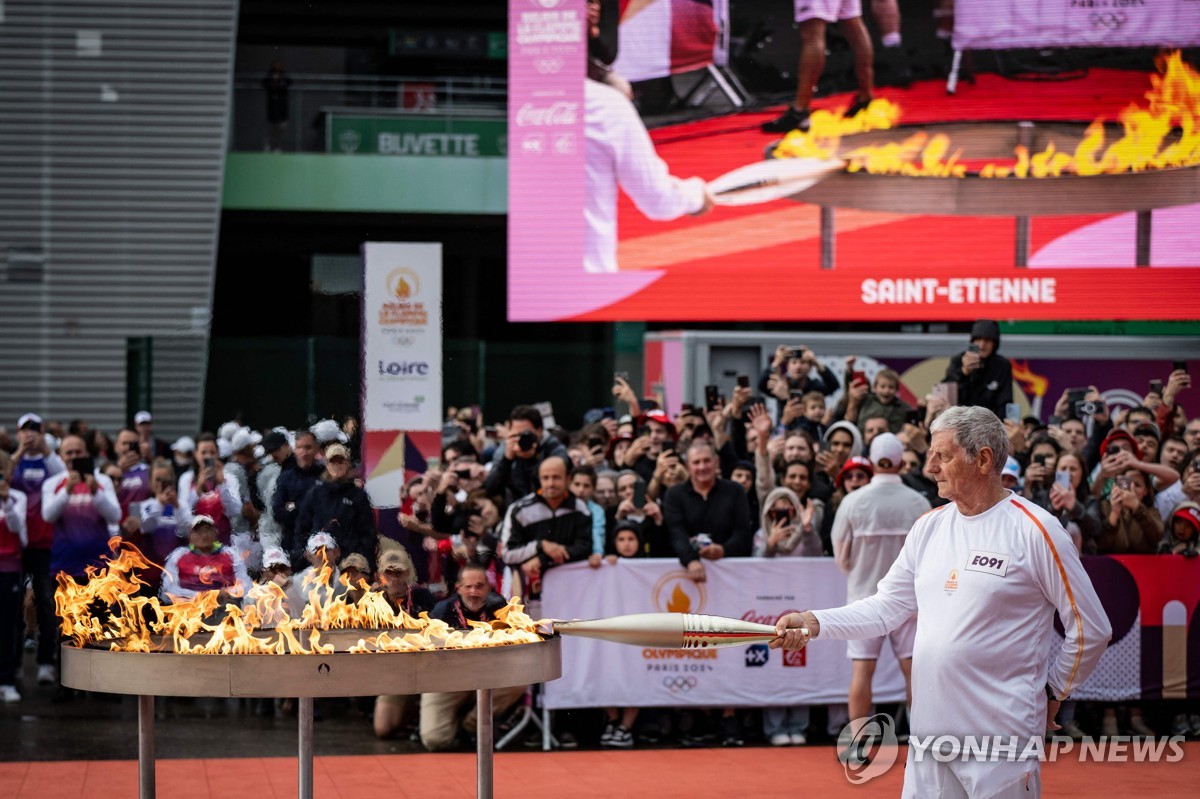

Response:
(942, 319), (1013, 417)
(486, 405), (569, 506)
(759, 345), (841, 405)
(42, 435), (122, 588)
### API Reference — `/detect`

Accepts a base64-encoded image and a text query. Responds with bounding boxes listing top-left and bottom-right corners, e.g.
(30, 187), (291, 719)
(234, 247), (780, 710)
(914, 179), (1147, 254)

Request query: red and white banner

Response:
(541, 558), (905, 709)
(954, 0), (1200, 50)
(611, 0), (726, 82)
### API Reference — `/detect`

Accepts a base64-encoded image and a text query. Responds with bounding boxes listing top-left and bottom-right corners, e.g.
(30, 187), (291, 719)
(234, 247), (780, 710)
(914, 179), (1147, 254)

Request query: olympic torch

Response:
(546, 613), (779, 650)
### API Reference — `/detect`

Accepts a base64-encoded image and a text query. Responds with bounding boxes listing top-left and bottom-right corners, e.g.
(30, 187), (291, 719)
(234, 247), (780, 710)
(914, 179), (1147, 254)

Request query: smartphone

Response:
(204, 457), (217, 469)
(789, 389), (805, 402)
(455, 468), (472, 479)
(736, 374), (750, 389)
(1004, 403), (1021, 423)
(934, 381), (959, 406)
(967, 343), (981, 354)
(852, 370), (868, 386)
(1116, 475), (1132, 490)
(1173, 360), (1187, 374)
(1149, 379), (1164, 395)
(704, 384), (720, 412)
(127, 441), (140, 453)
(614, 371), (630, 383)
(1047, 415), (1063, 426)
(632, 480), (647, 509)
(1034, 454), (1049, 467)
(1065, 387), (1089, 405)
(905, 410), (923, 426)
(72, 456), (95, 476)
(1054, 471), (1072, 490)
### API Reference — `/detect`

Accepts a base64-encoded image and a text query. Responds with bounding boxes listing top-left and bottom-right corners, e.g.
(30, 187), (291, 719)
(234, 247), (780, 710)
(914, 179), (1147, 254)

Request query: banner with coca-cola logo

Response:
(954, 0), (1200, 50)
(541, 558), (906, 709)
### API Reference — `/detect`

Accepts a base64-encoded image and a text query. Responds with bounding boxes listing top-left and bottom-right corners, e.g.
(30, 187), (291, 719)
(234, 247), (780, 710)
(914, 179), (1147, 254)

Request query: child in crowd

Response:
(600, 519), (645, 749)
(851, 369), (913, 434)
(569, 464), (608, 567)
(793, 391), (827, 440)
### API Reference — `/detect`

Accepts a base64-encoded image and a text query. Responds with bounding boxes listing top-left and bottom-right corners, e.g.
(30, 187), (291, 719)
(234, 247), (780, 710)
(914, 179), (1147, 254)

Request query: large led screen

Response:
(508, 0), (1200, 322)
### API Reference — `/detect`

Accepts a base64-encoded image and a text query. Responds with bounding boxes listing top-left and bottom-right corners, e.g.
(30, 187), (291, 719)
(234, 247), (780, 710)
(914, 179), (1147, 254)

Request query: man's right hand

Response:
(961, 351), (981, 374)
(686, 559), (706, 582)
(772, 611), (818, 650)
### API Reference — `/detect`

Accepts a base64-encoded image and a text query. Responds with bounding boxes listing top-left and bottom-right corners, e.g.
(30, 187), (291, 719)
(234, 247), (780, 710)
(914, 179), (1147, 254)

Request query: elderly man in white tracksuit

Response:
(774, 406), (1112, 798)
(831, 432), (931, 731)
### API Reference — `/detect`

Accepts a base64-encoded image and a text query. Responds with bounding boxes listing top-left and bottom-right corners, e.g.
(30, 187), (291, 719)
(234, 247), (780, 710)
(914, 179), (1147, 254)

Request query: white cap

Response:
(218, 421), (242, 442)
(217, 439), (233, 460)
(310, 418), (348, 445)
(230, 428), (262, 453)
(190, 514), (216, 530)
(134, 410), (153, 425)
(170, 436), (196, 454)
(17, 413), (42, 430)
(44, 434), (59, 453)
(253, 445), (265, 460)
(262, 546), (291, 569)
(1002, 456), (1022, 482)
(868, 432), (904, 468)
(306, 532), (339, 554)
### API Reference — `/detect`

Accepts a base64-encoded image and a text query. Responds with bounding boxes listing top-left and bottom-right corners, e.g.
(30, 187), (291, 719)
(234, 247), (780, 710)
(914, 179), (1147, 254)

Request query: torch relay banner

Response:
(360, 242), (442, 508)
(954, 0), (1200, 50)
(541, 559), (906, 709)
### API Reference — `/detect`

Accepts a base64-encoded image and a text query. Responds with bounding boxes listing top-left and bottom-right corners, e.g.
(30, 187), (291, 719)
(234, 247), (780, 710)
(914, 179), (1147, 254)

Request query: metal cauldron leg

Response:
(298, 697), (314, 799)
(477, 688), (493, 799)
(138, 695), (155, 799)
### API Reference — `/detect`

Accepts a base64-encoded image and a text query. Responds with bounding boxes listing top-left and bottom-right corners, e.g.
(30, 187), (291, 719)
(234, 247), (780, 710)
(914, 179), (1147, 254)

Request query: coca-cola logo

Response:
(516, 101), (579, 127)
(741, 609), (801, 626)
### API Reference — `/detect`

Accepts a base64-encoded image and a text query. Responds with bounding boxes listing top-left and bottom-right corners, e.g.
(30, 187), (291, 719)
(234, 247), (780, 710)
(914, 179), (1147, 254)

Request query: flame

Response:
(666, 583), (691, 614)
(1010, 359), (1050, 400)
(56, 539), (545, 655)
(773, 51), (1200, 178)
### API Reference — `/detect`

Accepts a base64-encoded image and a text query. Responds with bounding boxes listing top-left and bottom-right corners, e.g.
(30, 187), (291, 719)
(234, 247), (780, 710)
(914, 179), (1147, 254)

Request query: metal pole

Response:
(298, 697), (314, 799)
(1015, 216), (1030, 267)
(946, 49), (963, 95)
(476, 688), (493, 799)
(1135, 210), (1152, 266)
(138, 695), (155, 799)
(820, 206), (835, 270)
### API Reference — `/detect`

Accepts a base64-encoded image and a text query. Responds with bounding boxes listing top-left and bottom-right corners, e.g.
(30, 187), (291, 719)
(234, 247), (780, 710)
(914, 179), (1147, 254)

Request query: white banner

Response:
(954, 0), (1200, 50)
(541, 558), (905, 709)
(361, 242), (442, 433)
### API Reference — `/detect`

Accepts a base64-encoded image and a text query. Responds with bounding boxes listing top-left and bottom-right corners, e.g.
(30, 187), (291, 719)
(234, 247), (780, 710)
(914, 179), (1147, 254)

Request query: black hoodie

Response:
(943, 319), (1013, 416)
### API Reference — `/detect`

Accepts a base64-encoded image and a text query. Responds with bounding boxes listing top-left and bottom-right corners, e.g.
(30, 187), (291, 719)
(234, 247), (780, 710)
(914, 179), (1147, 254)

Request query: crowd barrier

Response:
(540, 555), (1200, 708)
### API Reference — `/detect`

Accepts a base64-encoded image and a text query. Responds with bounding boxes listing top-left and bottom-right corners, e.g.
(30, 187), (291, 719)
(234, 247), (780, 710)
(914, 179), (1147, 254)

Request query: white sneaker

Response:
(790, 732), (808, 745)
(0, 685), (19, 703)
(36, 664), (56, 685)
(770, 732), (791, 746)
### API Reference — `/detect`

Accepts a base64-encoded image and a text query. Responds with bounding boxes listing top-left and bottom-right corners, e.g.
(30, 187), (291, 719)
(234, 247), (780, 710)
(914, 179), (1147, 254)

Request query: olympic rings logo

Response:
(1089, 12), (1126, 29)
(662, 676), (698, 692)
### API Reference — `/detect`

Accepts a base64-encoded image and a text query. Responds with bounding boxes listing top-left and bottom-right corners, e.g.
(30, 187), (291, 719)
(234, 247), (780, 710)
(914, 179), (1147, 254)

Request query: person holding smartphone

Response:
(113, 428), (152, 540)
(758, 344), (842, 410)
(42, 435), (122, 589)
(1096, 468), (1163, 554)
(941, 319), (1013, 417)
(177, 433), (242, 549)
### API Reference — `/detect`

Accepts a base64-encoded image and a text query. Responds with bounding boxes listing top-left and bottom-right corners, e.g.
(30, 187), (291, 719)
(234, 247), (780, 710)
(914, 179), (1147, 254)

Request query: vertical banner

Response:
(361, 242), (443, 508)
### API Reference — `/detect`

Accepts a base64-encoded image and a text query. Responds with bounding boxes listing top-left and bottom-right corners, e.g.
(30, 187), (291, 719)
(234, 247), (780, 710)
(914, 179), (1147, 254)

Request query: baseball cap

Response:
(17, 413), (42, 431)
(636, 409), (678, 438)
(1001, 456), (1022, 483)
(1170, 502), (1200, 539)
(170, 436), (196, 454)
(190, 514), (216, 531)
(217, 438), (233, 460)
(324, 443), (351, 462)
(339, 553), (370, 573)
(262, 546), (291, 569)
(306, 532), (339, 554)
(218, 421), (242, 442)
(230, 428), (262, 453)
(310, 418), (348, 445)
(262, 431), (289, 453)
(836, 456), (874, 489)
(377, 549), (412, 574)
(1101, 430), (1143, 461)
(134, 410), (153, 425)
(869, 433), (904, 468)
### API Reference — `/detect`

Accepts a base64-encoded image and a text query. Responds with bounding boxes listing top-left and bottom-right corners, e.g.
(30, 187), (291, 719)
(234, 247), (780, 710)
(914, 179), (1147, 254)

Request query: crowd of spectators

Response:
(1, 321), (1197, 747)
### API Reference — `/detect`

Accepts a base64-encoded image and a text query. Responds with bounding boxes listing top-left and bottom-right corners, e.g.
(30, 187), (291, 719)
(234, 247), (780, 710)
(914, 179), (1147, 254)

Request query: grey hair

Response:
(686, 437), (720, 462)
(615, 468), (645, 488)
(929, 405), (1009, 475)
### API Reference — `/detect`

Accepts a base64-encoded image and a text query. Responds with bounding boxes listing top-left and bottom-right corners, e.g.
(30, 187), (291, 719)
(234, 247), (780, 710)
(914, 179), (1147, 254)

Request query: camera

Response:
(586, 436), (605, 450)
(517, 430), (538, 452)
(1034, 455), (1049, 467)
(1074, 399), (1105, 417)
(788, 348), (804, 361)
(455, 468), (472, 479)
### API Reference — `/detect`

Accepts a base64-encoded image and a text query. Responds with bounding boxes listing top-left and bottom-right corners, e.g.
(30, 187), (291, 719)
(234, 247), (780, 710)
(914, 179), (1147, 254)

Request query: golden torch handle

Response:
(550, 613), (779, 650)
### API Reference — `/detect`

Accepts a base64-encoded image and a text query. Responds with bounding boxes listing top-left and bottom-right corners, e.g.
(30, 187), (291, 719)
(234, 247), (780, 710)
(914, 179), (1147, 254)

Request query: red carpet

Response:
(5, 743), (1200, 798)
(570, 69), (1199, 322)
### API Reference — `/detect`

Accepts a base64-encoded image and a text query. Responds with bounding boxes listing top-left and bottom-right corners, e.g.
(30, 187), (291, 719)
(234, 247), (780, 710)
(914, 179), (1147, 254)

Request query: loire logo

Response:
(965, 550), (1010, 577)
(651, 570), (706, 614)
(837, 714), (901, 785)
